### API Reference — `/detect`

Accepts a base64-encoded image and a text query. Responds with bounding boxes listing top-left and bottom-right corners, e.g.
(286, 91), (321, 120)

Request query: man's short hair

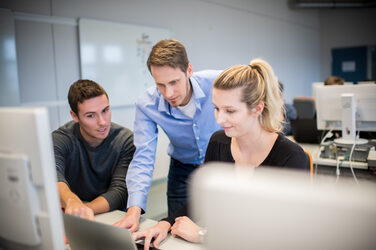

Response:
(68, 79), (108, 115)
(146, 39), (189, 73)
(324, 76), (344, 86)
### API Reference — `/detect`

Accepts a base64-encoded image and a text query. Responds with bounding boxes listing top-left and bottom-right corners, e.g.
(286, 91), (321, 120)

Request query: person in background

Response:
(324, 76), (344, 86)
(114, 39), (222, 232)
(278, 81), (297, 136)
(53, 79), (135, 220)
(133, 58), (308, 249)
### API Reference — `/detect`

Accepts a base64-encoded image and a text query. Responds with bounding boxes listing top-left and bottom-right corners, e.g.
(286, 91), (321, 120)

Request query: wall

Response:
(319, 8), (376, 81)
(2, 0), (322, 103)
(0, 9), (19, 106)
(1, 0), (323, 179)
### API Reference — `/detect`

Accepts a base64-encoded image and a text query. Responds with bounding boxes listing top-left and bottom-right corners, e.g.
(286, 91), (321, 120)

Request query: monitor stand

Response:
(334, 93), (368, 145)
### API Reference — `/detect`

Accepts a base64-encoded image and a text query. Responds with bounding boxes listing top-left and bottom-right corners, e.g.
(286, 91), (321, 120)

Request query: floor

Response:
(143, 178), (168, 220)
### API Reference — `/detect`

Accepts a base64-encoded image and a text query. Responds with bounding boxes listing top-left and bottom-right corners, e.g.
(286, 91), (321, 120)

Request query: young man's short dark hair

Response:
(68, 79), (108, 115)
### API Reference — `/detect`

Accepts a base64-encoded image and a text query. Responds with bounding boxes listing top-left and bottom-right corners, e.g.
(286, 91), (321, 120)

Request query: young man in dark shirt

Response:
(52, 79), (135, 220)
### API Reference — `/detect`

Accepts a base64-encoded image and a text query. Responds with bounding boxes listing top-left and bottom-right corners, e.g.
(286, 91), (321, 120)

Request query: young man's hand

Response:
(113, 206), (141, 232)
(58, 182), (94, 220)
(65, 198), (94, 220)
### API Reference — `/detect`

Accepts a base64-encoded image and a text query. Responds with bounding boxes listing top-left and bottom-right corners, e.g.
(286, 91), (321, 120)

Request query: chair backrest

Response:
(291, 97), (321, 144)
(304, 149), (313, 180)
(293, 97), (316, 119)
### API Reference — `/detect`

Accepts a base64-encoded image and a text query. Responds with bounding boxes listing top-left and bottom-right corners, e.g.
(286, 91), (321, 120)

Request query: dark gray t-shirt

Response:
(52, 121), (135, 211)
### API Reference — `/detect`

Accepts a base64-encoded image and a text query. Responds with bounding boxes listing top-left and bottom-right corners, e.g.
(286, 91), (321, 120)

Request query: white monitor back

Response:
(313, 82), (376, 131)
(190, 163), (376, 250)
(0, 107), (64, 250)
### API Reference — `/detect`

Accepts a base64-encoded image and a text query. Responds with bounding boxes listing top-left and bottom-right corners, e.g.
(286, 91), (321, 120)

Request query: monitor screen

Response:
(0, 107), (65, 250)
(190, 163), (376, 250)
(313, 82), (376, 132)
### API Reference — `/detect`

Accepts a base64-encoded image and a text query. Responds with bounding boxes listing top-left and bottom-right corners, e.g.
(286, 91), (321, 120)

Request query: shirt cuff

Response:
(127, 193), (147, 214)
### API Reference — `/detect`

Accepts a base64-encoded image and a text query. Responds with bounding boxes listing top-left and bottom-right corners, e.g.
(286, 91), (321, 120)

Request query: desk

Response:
(293, 140), (376, 182)
(298, 142), (370, 169)
(95, 210), (205, 250)
(287, 136), (369, 170)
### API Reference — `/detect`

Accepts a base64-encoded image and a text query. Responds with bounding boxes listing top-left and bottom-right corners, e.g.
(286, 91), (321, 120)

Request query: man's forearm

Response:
(57, 182), (94, 220)
(57, 182), (81, 208)
(127, 206), (141, 216)
(85, 196), (110, 214)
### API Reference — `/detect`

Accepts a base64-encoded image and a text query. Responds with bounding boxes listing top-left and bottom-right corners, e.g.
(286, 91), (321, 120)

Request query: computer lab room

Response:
(1, 0), (376, 250)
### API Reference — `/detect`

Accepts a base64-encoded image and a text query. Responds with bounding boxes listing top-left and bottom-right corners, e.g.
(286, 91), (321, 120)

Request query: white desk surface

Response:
(95, 210), (206, 250)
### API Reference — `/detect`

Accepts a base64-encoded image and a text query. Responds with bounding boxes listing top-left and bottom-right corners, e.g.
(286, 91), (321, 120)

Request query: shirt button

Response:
(193, 124), (197, 127)
(199, 149), (203, 152)
(196, 137), (200, 140)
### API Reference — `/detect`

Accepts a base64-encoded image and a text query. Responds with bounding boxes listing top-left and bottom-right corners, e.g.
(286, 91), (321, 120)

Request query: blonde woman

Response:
(133, 59), (308, 249)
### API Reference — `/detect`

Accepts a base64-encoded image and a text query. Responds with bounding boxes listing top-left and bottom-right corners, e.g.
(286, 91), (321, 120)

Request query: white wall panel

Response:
(52, 23), (80, 128)
(0, 9), (20, 106)
(15, 20), (56, 103)
(14, 19), (61, 130)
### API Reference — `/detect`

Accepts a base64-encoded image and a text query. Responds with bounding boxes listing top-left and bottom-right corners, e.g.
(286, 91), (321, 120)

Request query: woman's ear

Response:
(254, 101), (264, 115)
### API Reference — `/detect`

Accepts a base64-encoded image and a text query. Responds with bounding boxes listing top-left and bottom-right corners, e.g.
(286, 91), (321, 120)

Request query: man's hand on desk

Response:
(58, 182), (94, 220)
(132, 220), (171, 250)
(65, 198), (94, 221)
(171, 216), (201, 243)
(113, 206), (141, 232)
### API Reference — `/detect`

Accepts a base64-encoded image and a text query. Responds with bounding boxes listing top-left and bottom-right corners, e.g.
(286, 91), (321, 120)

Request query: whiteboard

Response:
(79, 19), (171, 106)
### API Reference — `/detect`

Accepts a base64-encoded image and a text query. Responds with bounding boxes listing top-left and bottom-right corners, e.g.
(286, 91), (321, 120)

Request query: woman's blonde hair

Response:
(213, 58), (284, 133)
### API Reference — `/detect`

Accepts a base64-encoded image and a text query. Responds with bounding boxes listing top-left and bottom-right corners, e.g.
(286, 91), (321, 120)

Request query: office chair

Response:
(304, 149), (313, 180)
(290, 97), (321, 144)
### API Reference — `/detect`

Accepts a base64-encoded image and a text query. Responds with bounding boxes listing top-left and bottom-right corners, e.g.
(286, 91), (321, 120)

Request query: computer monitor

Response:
(0, 107), (65, 250)
(313, 82), (376, 144)
(190, 163), (376, 250)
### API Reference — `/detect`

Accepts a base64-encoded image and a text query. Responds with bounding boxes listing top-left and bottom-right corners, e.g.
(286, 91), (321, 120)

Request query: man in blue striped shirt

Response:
(115, 39), (221, 232)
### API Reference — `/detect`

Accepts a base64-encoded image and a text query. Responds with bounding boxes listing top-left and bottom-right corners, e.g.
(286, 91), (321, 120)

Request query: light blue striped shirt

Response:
(126, 70), (222, 211)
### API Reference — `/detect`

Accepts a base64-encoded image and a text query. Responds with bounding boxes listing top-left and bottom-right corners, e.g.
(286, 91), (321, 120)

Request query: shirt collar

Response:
(190, 77), (205, 111)
(190, 76), (205, 100)
(158, 91), (170, 113)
